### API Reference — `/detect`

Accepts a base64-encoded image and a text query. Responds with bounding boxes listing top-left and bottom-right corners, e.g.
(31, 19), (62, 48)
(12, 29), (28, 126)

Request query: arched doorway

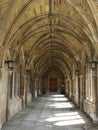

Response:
(48, 71), (58, 92)
(49, 77), (58, 92)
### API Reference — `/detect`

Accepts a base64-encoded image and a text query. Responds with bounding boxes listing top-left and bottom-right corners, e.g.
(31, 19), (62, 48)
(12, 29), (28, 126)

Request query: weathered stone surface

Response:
(1, 93), (98, 130)
(0, 0), (98, 129)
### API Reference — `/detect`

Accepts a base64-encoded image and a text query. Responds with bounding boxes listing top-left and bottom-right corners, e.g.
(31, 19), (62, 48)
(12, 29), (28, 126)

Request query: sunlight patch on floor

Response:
(48, 102), (73, 108)
(49, 98), (68, 102)
(45, 111), (85, 126)
(55, 112), (78, 117)
(54, 119), (85, 126)
(50, 95), (65, 98)
(46, 115), (83, 122)
(45, 94), (85, 126)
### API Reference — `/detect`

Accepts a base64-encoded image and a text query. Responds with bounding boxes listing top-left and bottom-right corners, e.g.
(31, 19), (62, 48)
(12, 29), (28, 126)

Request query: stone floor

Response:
(2, 93), (98, 130)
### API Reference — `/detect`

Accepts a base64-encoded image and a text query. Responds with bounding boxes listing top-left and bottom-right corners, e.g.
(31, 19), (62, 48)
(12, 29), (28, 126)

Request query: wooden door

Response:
(49, 78), (57, 92)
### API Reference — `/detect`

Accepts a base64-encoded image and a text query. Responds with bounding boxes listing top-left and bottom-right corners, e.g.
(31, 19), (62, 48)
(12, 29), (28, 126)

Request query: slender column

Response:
(38, 77), (42, 95)
(25, 74), (28, 106)
(6, 70), (13, 121)
(20, 72), (26, 108)
(79, 75), (84, 110)
(33, 74), (38, 98)
(71, 78), (74, 101)
(15, 73), (20, 97)
(0, 83), (1, 129)
(17, 73), (20, 97)
(32, 77), (35, 99)
(0, 68), (6, 129)
(92, 69), (98, 122)
(12, 72), (15, 99)
(42, 78), (47, 94)
(35, 77), (38, 98)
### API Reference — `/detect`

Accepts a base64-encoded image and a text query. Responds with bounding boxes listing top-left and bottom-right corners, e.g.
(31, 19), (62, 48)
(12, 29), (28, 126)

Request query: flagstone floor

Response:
(2, 93), (98, 130)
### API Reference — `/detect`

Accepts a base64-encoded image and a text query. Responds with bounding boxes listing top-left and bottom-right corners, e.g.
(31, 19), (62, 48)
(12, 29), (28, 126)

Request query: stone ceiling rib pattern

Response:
(0, 0), (98, 76)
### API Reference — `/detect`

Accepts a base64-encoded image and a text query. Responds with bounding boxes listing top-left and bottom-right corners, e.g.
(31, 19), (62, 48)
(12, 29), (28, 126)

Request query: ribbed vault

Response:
(0, 0), (98, 78)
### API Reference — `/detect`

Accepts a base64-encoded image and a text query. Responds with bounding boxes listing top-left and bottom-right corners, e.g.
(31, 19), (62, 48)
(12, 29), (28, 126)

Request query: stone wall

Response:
(74, 95), (79, 106)
(27, 93), (32, 104)
(83, 100), (95, 121)
(9, 98), (22, 118)
(0, 69), (8, 127)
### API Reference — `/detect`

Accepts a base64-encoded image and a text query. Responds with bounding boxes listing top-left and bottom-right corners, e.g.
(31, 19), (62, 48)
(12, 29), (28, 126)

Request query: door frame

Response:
(49, 77), (58, 92)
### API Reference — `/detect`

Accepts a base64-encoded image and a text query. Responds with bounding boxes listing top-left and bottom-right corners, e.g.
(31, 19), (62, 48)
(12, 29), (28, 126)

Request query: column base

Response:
(0, 123), (2, 130)
(35, 91), (38, 98)
(91, 112), (98, 123)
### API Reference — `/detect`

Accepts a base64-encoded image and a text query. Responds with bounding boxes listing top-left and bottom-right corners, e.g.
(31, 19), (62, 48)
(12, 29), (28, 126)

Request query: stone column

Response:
(24, 74), (26, 107)
(6, 70), (13, 121)
(79, 75), (84, 110)
(15, 73), (19, 97)
(40, 78), (42, 95)
(38, 77), (42, 95)
(92, 69), (98, 122)
(42, 78), (47, 94)
(2, 70), (13, 121)
(0, 68), (12, 125)
(96, 66), (98, 120)
(32, 77), (35, 99)
(77, 75), (80, 107)
(69, 77), (72, 99)
(33, 74), (38, 98)
(20, 72), (26, 108)
(65, 79), (69, 96)
(12, 72), (15, 99)
(37, 77), (39, 96)
(71, 78), (74, 101)
(35, 76), (38, 98)
(25, 74), (28, 106)
(0, 93), (1, 130)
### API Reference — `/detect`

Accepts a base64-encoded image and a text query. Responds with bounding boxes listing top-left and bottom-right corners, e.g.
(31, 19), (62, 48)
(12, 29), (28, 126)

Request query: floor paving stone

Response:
(1, 93), (98, 130)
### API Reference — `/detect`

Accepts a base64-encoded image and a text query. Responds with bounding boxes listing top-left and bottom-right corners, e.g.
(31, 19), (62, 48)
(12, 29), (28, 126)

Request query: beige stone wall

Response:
(83, 100), (95, 121)
(9, 98), (22, 118)
(0, 69), (8, 126)
(0, 86), (1, 129)
(27, 93), (32, 104)
(74, 95), (79, 106)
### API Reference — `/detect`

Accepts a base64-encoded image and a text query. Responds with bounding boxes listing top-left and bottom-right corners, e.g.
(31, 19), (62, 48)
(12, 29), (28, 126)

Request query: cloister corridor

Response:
(0, 0), (98, 130)
(1, 93), (98, 130)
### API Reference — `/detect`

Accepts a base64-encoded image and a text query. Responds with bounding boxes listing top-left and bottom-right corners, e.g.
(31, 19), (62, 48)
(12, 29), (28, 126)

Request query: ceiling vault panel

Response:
(0, 0), (98, 77)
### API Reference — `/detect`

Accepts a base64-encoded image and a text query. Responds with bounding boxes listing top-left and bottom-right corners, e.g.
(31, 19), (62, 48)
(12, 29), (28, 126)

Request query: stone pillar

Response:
(25, 74), (28, 106)
(33, 74), (38, 98)
(12, 72), (15, 99)
(38, 77), (42, 95)
(6, 70), (13, 121)
(32, 77), (35, 99)
(15, 73), (20, 97)
(77, 75), (80, 107)
(0, 68), (11, 127)
(42, 78), (47, 94)
(20, 72), (26, 108)
(24, 74), (26, 107)
(35, 77), (39, 98)
(69, 77), (72, 99)
(92, 69), (98, 122)
(79, 75), (84, 110)
(37, 77), (39, 96)
(0, 96), (1, 130)
(0, 68), (9, 129)
(71, 77), (74, 101)
(96, 66), (98, 121)
(65, 79), (68, 96)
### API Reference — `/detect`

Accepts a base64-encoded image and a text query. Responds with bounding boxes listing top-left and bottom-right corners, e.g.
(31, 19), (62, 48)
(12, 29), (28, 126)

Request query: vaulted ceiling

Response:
(0, 0), (98, 77)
